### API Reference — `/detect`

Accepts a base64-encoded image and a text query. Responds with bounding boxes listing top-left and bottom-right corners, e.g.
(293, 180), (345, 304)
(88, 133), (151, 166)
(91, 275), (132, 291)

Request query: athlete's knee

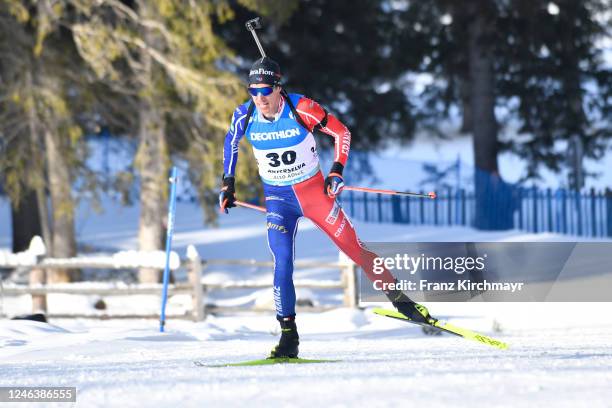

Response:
(273, 257), (294, 281)
(269, 238), (293, 263)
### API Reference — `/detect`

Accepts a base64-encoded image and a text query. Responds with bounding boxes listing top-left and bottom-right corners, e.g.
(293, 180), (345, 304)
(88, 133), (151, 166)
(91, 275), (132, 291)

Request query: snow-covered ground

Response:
(2, 198), (612, 407)
(0, 307), (610, 408)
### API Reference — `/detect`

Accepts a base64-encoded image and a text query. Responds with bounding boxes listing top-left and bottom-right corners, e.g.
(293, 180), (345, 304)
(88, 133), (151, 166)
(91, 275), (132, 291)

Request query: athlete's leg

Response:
(293, 173), (435, 324)
(263, 185), (303, 318)
(293, 172), (396, 286)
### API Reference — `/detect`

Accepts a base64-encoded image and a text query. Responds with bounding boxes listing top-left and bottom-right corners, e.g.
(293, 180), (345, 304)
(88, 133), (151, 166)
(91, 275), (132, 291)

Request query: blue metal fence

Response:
(338, 186), (612, 238)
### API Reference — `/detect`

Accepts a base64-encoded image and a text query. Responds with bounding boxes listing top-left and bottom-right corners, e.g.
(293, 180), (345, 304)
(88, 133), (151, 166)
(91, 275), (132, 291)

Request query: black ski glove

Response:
(324, 162), (345, 197)
(219, 175), (236, 213)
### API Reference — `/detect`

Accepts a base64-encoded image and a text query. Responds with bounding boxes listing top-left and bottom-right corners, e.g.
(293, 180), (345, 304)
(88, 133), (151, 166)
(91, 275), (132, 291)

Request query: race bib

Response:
(253, 134), (320, 185)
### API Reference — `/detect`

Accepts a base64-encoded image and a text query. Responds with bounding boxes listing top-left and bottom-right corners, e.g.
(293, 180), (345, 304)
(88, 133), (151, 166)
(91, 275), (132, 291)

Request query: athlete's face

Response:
(249, 83), (282, 118)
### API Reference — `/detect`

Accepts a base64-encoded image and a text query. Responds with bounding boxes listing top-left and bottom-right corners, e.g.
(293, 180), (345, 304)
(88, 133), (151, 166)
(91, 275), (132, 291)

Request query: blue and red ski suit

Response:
(223, 93), (395, 317)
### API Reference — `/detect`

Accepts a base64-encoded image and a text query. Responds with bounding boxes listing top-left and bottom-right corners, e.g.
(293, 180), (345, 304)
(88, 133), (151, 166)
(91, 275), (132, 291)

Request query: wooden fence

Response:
(0, 243), (358, 320)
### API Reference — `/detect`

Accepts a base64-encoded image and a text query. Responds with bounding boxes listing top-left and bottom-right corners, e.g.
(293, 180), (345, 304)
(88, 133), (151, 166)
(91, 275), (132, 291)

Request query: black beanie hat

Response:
(248, 57), (282, 86)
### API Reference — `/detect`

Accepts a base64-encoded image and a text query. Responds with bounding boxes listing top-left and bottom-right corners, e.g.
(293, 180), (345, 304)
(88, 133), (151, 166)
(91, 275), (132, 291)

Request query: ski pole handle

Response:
(344, 186), (436, 199)
(245, 17), (267, 58)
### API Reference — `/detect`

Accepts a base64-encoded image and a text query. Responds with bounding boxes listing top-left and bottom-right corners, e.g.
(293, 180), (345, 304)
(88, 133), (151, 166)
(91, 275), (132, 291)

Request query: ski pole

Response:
(344, 186), (437, 199)
(220, 199), (266, 213)
(160, 166), (178, 333)
(223, 189), (433, 215)
(245, 17), (266, 58)
(236, 200), (266, 212)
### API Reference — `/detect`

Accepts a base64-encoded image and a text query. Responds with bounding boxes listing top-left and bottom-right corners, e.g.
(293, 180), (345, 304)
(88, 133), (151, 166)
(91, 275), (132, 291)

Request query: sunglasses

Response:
(248, 86), (275, 97)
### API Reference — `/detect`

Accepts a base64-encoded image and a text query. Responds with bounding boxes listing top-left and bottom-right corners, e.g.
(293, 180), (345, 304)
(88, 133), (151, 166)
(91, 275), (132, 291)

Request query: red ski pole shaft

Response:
(235, 200), (266, 212)
(220, 199), (266, 214)
(344, 186), (436, 199)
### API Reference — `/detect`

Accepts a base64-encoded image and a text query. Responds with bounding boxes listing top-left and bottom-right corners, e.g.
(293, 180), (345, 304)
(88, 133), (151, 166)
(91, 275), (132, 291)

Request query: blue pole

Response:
(160, 166), (178, 333)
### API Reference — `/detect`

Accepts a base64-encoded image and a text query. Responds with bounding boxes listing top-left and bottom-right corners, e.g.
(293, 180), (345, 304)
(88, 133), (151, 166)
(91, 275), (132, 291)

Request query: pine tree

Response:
(497, 0), (611, 187)
(390, 0), (611, 228)
(67, 1), (283, 281)
(0, 1), (88, 280)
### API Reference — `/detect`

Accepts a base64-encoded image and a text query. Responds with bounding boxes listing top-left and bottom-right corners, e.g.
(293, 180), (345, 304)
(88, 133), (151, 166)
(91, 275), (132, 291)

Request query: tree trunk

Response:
(562, 24), (587, 192)
(459, 78), (473, 134)
(136, 23), (169, 283)
(468, 3), (498, 175)
(11, 189), (42, 253)
(10, 191), (47, 312)
(25, 69), (53, 254)
(44, 128), (78, 282)
(467, 2), (514, 230)
(136, 105), (168, 283)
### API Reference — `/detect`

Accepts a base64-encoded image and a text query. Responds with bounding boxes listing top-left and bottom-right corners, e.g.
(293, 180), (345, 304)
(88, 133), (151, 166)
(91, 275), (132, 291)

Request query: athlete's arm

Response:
(223, 104), (249, 176)
(295, 97), (351, 167)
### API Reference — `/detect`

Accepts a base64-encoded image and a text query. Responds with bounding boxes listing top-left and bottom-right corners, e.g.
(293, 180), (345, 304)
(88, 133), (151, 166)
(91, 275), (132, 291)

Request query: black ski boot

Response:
(269, 316), (299, 359)
(387, 290), (442, 335)
(386, 290), (436, 325)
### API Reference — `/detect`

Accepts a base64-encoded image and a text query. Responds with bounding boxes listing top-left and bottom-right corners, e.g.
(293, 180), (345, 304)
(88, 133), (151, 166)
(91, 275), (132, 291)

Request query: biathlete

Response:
(219, 57), (435, 358)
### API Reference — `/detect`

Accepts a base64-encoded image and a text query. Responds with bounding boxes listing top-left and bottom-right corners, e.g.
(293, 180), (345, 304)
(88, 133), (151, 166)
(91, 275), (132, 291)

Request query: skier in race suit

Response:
(219, 57), (434, 358)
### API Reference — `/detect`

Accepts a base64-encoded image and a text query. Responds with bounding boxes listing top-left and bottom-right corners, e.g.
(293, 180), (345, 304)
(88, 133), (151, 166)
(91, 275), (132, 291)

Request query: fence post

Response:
(532, 186), (539, 234)
(576, 190), (583, 236)
(590, 188), (597, 237)
(606, 188), (612, 237)
(433, 191), (439, 225)
(568, 190), (573, 235)
(405, 196), (411, 224)
(555, 189), (561, 233)
(377, 194), (383, 223)
(28, 236), (47, 314)
(561, 189), (568, 234)
(186, 245), (205, 321)
(597, 190), (607, 238)
(547, 188), (553, 232)
(391, 195), (402, 223)
(599, 191), (605, 237)
(517, 187), (523, 230)
(29, 268), (47, 314)
(339, 252), (358, 308)
(420, 191), (425, 225)
(447, 187), (452, 225)
(461, 189), (466, 226)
